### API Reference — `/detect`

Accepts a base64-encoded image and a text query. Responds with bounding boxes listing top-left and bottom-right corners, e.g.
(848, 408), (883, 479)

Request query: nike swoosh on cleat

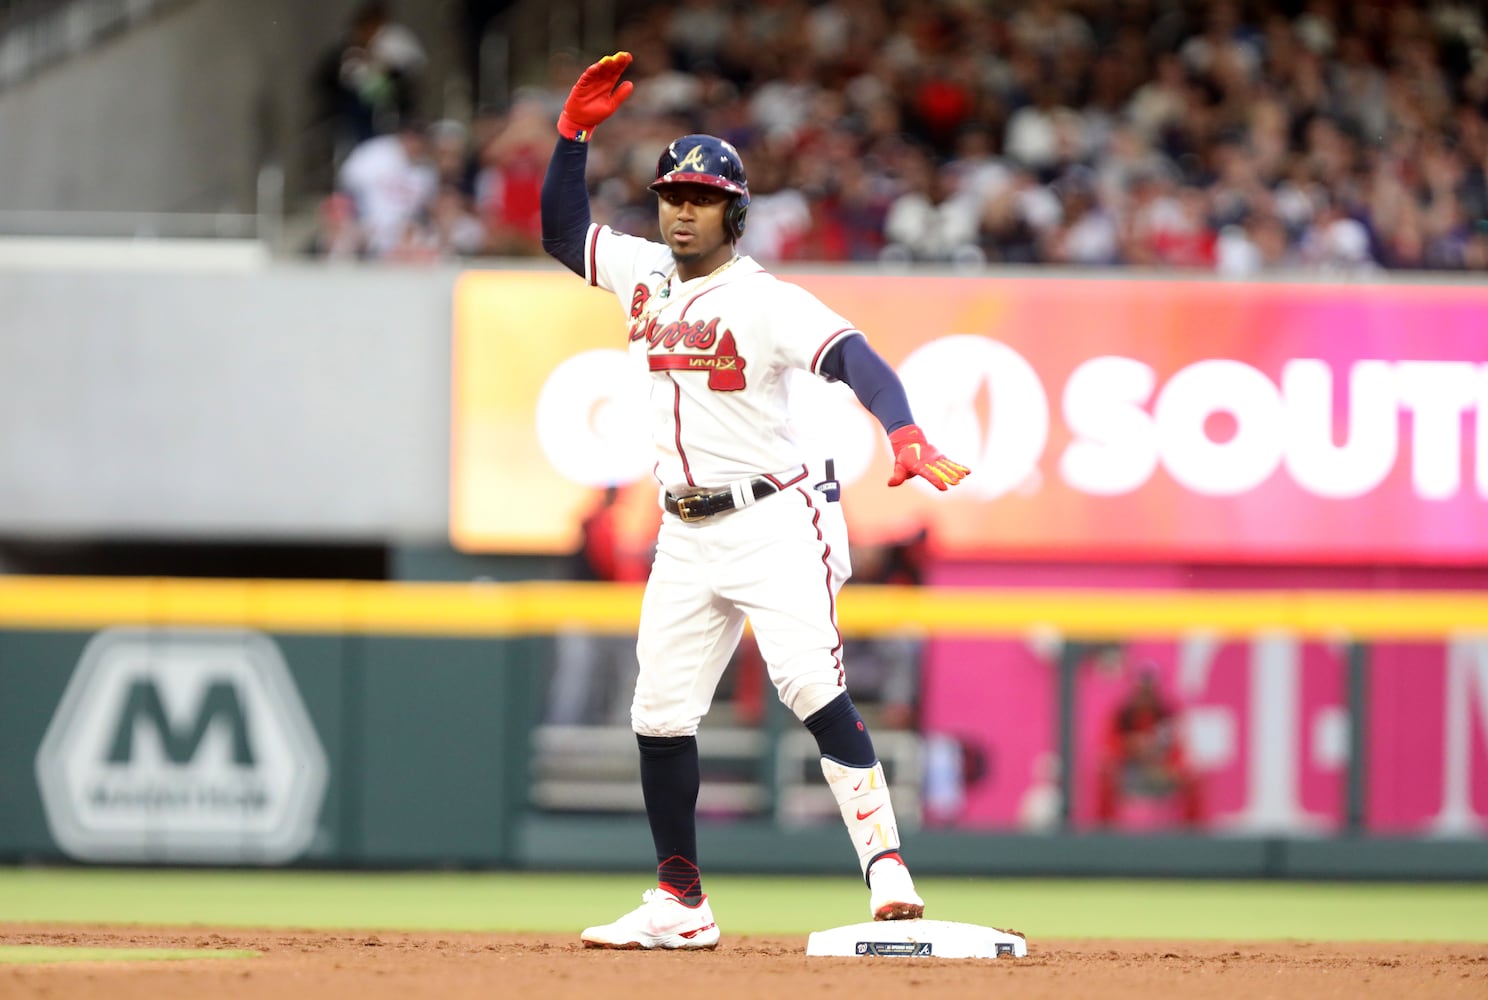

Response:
(855, 805), (882, 820)
(679, 923), (717, 938)
(852, 778), (866, 791)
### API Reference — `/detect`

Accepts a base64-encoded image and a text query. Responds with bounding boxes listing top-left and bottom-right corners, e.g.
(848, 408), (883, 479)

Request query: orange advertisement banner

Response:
(451, 270), (1488, 563)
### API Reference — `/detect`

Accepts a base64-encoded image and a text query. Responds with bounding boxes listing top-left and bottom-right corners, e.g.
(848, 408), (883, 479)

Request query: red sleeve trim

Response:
(810, 327), (859, 374)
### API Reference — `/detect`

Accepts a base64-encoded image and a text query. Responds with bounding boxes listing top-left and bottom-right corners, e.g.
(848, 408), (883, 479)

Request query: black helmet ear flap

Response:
(725, 198), (748, 241)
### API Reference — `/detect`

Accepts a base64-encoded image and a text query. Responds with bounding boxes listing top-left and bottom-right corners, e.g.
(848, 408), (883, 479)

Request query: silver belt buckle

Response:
(676, 495), (707, 521)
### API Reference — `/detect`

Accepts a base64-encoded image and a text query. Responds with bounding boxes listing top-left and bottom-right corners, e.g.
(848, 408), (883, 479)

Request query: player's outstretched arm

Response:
(541, 52), (634, 277)
(821, 335), (971, 491)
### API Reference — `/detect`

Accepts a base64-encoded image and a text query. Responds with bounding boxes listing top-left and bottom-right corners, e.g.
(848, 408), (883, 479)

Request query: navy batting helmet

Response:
(649, 134), (750, 241)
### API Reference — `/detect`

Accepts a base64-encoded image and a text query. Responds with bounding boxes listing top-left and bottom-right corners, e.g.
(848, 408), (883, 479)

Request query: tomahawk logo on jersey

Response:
(583, 223), (859, 488)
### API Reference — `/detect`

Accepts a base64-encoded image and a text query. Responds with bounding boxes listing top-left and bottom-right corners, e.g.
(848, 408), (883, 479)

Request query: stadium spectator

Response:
(881, 144), (985, 264)
(429, 119), (478, 197)
(335, 120), (438, 258)
(311, 0), (1488, 273)
(1095, 669), (1204, 828)
(314, 1), (427, 153)
(473, 97), (555, 255)
(305, 192), (365, 260)
(382, 185), (487, 263)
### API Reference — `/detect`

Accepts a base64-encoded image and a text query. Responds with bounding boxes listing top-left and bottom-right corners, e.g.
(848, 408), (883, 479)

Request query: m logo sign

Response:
(35, 628), (328, 864)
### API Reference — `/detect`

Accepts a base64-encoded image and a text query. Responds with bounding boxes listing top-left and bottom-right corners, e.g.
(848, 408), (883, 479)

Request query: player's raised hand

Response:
(557, 51), (634, 141)
(886, 425), (970, 491)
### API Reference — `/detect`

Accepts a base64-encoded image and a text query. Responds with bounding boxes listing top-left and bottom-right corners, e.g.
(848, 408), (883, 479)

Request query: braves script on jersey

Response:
(584, 225), (858, 489)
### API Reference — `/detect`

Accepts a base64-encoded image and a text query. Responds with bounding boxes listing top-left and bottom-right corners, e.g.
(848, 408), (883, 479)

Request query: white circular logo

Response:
(535, 349), (653, 486)
(897, 336), (1050, 498)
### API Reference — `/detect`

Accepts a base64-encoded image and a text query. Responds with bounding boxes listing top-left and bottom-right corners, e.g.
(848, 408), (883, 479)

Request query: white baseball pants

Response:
(632, 483), (851, 736)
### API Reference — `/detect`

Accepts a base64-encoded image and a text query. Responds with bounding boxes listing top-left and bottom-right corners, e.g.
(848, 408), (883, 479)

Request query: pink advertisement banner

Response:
(921, 633), (1488, 837)
(866, 277), (1488, 565)
(455, 273), (1488, 563)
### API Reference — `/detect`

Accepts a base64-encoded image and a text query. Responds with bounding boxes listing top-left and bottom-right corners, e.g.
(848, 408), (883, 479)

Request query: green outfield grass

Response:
(1, 868), (1485, 942)
(0, 945), (257, 964)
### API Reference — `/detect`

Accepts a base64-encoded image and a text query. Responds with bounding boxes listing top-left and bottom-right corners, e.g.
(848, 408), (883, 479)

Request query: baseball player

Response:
(540, 52), (971, 951)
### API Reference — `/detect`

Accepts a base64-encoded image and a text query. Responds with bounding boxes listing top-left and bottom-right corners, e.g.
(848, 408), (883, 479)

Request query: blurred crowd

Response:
(310, 0), (1488, 273)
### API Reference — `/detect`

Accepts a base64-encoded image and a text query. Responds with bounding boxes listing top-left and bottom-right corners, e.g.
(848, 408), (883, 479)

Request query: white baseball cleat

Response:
(868, 857), (925, 921)
(581, 888), (721, 950)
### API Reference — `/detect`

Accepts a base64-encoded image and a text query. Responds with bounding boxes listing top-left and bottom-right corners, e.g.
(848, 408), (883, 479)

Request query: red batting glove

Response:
(886, 425), (971, 491)
(557, 51), (634, 141)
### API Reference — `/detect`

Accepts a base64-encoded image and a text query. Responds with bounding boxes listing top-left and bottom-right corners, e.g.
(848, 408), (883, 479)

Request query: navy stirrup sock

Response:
(804, 692), (877, 767)
(637, 734), (704, 902)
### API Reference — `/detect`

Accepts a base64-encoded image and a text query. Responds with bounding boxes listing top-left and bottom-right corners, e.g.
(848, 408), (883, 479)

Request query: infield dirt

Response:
(2, 924), (1485, 999)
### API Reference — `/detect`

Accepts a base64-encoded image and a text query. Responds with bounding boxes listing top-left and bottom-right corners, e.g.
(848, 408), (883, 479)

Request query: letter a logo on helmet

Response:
(650, 134), (750, 240)
(676, 145), (710, 173)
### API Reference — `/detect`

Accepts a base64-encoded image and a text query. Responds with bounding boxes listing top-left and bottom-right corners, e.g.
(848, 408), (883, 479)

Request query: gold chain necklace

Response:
(639, 254), (741, 327)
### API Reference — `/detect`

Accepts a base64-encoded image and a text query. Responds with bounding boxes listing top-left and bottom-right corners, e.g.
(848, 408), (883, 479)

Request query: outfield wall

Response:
(2, 576), (1486, 879)
(4, 259), (1487, 876)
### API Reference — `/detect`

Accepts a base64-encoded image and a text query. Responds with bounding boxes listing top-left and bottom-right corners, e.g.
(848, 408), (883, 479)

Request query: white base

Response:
(806, 919), (1027, 959)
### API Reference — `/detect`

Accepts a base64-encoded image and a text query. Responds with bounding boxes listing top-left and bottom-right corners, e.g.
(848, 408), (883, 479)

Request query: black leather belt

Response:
(665, 477), (779, 521)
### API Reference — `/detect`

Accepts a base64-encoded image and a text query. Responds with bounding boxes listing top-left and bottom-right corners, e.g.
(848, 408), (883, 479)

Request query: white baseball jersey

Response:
(582, 223), (861, 489)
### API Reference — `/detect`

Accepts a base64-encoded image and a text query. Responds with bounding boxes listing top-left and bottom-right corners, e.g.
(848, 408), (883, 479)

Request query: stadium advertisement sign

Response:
(452, 272), (1488, 563)
(920, 633), (1488, 836)
(34, 628), (328, 864)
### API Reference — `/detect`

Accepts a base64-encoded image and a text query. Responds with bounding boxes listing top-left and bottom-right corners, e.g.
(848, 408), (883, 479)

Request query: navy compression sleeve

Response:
(820, 334), (914, 434)
(541, 136), (592, 277)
